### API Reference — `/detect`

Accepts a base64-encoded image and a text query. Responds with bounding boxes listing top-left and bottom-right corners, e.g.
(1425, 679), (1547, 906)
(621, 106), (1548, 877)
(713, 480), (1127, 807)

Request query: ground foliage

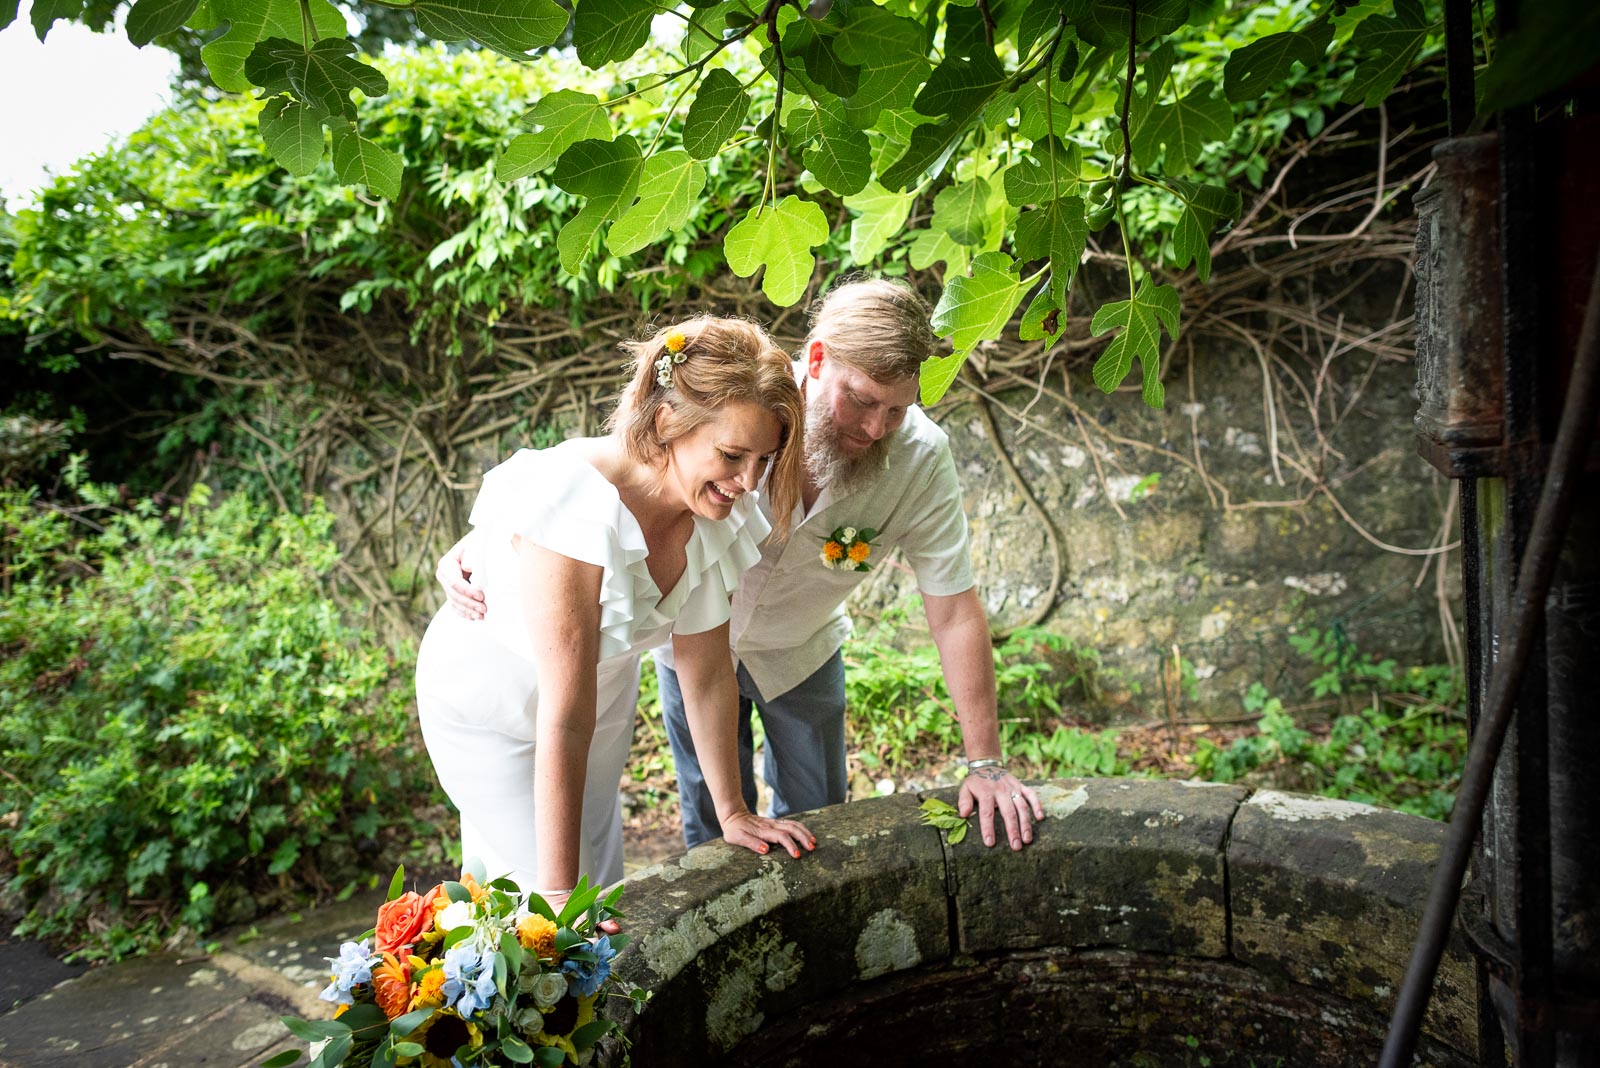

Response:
(8, 0), (1593, 405)
(0, 472), (427, 959)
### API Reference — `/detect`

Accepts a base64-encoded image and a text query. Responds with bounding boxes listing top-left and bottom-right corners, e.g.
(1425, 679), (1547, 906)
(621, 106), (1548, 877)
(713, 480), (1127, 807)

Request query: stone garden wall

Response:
(600, 779), (1475, 1068)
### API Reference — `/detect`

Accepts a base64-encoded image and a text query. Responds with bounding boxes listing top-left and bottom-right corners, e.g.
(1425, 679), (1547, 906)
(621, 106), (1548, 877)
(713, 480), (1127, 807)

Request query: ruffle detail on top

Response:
(467, 445), (653, 662)
(668, 490), (772, 636)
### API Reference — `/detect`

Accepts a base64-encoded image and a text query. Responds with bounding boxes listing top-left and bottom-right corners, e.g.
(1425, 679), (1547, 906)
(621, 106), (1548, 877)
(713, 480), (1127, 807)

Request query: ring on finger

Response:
(1011, 793), (1023, 802)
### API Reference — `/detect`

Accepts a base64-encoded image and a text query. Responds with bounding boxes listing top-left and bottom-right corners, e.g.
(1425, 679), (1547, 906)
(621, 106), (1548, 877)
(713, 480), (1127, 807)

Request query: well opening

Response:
(600, 780), (1476, 1067)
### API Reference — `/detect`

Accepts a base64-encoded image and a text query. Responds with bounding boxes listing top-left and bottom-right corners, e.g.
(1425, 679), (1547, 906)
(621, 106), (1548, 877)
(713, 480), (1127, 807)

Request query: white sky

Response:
(0, 2), (179, 210)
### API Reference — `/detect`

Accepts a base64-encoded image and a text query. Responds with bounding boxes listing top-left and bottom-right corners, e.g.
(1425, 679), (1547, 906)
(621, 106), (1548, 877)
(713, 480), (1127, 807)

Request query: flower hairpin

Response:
(655, 329), (689, 387)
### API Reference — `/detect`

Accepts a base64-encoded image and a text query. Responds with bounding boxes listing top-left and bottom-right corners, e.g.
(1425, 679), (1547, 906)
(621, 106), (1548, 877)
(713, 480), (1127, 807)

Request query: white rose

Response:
(437, 899), (474, 932)
(840, 527), (857, 542)
(515, 1006), (546, 1034)
(531, 970), (570, 1009)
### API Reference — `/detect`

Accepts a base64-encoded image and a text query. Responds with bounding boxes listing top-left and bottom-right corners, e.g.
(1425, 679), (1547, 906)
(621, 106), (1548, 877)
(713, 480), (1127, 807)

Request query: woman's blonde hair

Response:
(807, 277), (935, 383)
(609, 316), (805, 538)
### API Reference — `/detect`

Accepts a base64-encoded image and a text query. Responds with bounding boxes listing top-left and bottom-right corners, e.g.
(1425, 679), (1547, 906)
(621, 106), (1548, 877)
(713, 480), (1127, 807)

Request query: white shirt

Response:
(717, 404), (976, 699)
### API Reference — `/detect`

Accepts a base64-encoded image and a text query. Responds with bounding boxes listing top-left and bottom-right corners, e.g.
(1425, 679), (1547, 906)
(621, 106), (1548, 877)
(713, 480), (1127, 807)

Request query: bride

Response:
(415, 317), (816, 905)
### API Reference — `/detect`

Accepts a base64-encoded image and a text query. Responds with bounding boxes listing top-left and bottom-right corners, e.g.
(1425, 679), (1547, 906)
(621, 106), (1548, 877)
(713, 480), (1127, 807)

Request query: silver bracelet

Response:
(966, 757), (1004, 771)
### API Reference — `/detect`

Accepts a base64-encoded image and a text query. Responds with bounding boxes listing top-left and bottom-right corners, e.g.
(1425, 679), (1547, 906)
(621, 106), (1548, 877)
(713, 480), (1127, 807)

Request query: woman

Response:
(415, 317), (816, 904)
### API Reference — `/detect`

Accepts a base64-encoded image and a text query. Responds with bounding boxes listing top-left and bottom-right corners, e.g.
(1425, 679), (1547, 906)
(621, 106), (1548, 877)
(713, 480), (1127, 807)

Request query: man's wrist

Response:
(966, 757), (1004, 771)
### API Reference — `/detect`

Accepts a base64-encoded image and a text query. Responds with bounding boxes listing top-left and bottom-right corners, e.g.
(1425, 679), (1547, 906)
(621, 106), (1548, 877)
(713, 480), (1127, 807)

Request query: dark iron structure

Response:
(1388, 1), (1600, 1064)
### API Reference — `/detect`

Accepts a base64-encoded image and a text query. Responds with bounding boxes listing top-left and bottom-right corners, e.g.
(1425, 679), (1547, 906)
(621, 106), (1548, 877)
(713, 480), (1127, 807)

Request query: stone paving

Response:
(0, 839), (681, 1068)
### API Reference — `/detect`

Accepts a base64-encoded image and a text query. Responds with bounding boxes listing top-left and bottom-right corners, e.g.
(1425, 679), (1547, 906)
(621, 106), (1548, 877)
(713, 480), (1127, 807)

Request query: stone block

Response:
(609, 793), (950, 1063)
(937, 778), (1246, 958)
(1227, 790), (1477, 1060)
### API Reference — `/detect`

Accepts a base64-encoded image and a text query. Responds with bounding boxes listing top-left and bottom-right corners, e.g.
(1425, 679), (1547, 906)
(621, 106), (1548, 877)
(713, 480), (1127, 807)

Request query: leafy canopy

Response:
(5, 0), (1586, 406)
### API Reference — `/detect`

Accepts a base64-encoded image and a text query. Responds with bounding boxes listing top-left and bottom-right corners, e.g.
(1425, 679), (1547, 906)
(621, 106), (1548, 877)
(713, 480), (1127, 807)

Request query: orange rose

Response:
(373, 952), (412, 1020)
(847, 541), (871, 564)
(375, 891), (433, 956)
(516, 914), (558, 957)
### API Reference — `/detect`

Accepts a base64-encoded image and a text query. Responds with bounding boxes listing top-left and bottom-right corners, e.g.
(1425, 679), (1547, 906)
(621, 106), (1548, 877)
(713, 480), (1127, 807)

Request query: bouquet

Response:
(267, 865), (645, 1068)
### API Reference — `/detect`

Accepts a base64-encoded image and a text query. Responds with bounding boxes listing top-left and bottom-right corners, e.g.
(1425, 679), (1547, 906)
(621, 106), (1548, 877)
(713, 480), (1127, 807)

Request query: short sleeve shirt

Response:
(727, 405), (975, 698)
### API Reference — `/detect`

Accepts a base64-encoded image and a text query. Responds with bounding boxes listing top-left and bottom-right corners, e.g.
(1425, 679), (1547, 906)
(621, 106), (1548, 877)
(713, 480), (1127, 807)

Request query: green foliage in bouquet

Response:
(0, 472), (417, 959)
(272, 864), (645, 1068)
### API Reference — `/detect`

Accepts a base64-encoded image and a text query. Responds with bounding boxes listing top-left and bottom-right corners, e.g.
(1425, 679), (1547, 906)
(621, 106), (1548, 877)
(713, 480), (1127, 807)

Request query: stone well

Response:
(599, 779), (1476, 1067)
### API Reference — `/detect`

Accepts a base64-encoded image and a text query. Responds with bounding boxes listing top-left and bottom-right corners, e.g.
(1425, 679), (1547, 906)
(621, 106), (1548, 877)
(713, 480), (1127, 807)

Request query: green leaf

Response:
(258, 95), (326, 177)
(244, 37), (388, 121)
(501, 1035), (535, 1064)
(1223, 21), (1333, 103)
(791, 27), (861, 98)
(908, 226), (970, 276)
(681, 68), (749, 159)
(1130, 78), (1233, 175)
(498, 90), (612, 180)
(1165, 178), (1240, 283)
(947, 821), (968, 844)
(607, 149), (707, 256)
(1340, 0), (1429, 108)
(834, 5), (929, 128)
(412, 0), (569, 57)
(1479, 0), (1600, 111)
(573, 0), (658, 68)
(801, 101), (872, 197)
(724, 195), (830, 307)
(1014, 195), (1088, 276)
(1015, 0), (1062, 55)
(389, 1009), (435, 1037)
(881, 48), (1006, 191)
(1090, 277), (1180, 407)
(1019, 282), (1067, 345)
(306, 1034), (351, 1068)
(931, 178), (991, 247)
(553, 136), (643, 274)
(392, 1043), (424, 1057)
(572, 1019), (614, 1052)
(194, 0), (346, 94)
(844, 182), (912, 264)
(331, 124), (402, 198)
(0, 0), (18, 31)
(927, 251), (1029, 404)
(260, 1049), (304, 1068)
(1002, 136), (1090, 207)
(386, 865), (405, 902)
(127, 0), (200, 46)
(533, 1046), (566, 1068)
(283, 1017), (352, 1043)
(1015, 80), (1074, 143)
(29, 0), (82, 40)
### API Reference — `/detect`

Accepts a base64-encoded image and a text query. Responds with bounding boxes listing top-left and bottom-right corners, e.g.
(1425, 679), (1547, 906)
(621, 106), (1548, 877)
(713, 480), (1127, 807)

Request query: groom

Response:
(441, 279), (1043, 852)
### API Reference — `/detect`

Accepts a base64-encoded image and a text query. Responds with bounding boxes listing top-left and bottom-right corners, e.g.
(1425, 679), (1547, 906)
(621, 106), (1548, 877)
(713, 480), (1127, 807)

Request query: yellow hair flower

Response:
(663, 329), (687, 354)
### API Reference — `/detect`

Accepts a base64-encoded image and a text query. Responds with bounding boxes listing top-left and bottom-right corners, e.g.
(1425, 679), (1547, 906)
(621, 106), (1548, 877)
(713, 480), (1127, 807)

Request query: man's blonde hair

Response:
(807, 278), (935, 383)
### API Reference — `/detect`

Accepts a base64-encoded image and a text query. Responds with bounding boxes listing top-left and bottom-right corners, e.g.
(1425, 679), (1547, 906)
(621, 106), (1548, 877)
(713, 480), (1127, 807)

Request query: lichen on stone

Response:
(854, 908), (922, 980)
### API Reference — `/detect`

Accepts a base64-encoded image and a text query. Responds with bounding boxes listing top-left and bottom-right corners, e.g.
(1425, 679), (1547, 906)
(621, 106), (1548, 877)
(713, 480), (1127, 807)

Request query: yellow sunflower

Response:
(401, 1009), (482, 1068)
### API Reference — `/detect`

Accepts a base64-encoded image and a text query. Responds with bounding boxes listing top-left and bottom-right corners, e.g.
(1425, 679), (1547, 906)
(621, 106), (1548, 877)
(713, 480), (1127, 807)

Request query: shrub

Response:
(0, 476), (420, 959)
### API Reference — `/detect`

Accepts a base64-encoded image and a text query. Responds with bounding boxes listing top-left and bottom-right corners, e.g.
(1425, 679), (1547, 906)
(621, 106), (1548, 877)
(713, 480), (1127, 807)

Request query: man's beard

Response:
(804, 401), (886, 498)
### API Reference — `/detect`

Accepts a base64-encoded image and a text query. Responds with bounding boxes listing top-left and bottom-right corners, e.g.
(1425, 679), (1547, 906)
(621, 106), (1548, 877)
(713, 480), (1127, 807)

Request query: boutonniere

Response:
(820, 525), (878, 572)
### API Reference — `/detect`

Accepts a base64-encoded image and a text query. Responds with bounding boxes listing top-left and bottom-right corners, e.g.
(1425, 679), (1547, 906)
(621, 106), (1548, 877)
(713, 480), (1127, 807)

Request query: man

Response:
(440, 279), (1043, 853)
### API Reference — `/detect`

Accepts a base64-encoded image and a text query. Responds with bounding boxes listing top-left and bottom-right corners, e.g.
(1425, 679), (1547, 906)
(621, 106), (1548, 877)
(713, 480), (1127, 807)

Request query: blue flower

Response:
(318, 940), (380, 1005)
(441, 943), (500, 1019)
(560, 934), (617, 998)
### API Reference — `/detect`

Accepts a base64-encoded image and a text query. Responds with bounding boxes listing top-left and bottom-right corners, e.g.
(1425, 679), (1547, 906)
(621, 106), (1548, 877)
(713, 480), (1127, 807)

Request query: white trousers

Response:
(415, 610), (640, 891)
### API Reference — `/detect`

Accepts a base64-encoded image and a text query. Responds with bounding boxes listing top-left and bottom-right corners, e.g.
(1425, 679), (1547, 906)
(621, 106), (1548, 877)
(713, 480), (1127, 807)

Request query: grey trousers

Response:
(658, 650), (847, 848)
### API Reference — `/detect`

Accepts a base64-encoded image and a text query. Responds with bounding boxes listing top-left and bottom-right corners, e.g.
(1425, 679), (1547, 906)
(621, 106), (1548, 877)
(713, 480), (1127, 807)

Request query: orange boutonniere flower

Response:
(821, 525), (877, 572)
